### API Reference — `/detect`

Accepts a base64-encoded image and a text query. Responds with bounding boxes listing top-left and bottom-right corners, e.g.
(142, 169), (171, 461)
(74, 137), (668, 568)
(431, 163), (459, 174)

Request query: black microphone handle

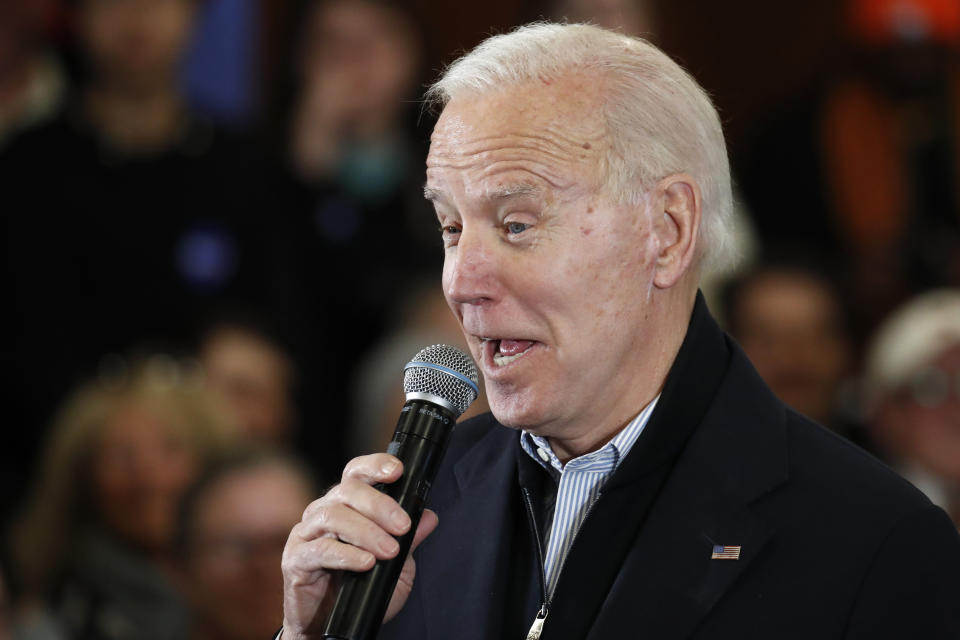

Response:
(322, 398), (457, 640)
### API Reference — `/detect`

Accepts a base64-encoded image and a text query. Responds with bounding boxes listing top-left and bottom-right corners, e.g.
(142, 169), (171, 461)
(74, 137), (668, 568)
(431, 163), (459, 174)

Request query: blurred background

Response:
(0, 0), (958, 638)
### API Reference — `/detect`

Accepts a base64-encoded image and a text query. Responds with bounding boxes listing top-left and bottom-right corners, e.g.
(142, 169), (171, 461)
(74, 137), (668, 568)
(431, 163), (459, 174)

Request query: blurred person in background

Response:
(8, 355), (231, 640)
(0, 0), (296, 521)
(276, 0), (441, 470)
(721, 261), (866, 449)
(176, 448), (315, 640)
(286, 0), (438, 342)
(0, 0), (65, 149)
(289, 0), (423, 208)
(347, 280), (489, 458)
(198, 319), (298, 449)
(738, 0), (960, 338)
(863, 289), (960, 528)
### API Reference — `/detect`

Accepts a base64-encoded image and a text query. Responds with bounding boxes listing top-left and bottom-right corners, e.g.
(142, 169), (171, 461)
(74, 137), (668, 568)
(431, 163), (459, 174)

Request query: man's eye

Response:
(506, 222), (529, 234)
(440, 225), (461, 246)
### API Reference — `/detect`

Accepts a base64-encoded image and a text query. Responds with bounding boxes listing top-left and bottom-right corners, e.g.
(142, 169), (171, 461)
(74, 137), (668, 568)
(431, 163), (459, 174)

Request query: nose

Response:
(443, 223), (496, 306)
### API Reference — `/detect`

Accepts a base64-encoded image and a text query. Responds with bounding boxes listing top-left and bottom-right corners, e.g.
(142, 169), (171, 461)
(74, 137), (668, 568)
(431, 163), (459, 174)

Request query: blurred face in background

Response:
(301, 0), (418, 137)
(183, 465), (313, 640)
(77, 0), (196, 93)
(92, 403), (199, 552)
(201, 328), (296, 446)
(731, 270), (850, 424)
(874, 343), (960, 482)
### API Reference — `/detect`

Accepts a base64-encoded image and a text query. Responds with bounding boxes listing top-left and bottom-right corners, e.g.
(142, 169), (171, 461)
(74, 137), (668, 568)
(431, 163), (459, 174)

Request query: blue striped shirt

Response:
(520, 396), (660, 597)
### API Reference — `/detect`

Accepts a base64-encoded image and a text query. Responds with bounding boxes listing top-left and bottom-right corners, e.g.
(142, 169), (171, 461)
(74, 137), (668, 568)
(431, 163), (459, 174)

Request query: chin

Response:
(486, 388), (546, 431)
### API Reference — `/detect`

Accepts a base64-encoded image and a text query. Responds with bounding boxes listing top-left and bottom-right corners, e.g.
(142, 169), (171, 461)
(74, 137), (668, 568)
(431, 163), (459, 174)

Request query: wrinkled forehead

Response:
(426, 75), (610, 186)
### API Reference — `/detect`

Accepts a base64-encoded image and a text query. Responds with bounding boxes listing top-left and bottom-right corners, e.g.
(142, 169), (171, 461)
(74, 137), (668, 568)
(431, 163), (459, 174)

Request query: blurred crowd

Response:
(0, 0), (957, 638)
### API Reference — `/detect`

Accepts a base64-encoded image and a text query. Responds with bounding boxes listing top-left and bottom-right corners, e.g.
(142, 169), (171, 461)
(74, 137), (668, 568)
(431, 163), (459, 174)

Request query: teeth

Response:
(492, 340), (535, 366)
(493, 351), (527, 366)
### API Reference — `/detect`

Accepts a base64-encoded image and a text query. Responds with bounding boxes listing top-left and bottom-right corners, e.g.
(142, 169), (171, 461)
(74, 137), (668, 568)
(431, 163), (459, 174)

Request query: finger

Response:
(308, 479), (411, 536)
(301, 478), (411, 536)
(284, 534), (377, 575)
(294, 503), (401, 560)
(341, 453), (404, 484)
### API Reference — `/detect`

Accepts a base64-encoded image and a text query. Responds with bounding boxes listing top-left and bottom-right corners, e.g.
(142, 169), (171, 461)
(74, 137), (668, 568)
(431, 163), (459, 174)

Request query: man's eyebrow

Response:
(423, 183), (543, 202)
(486, 184), (541, 200)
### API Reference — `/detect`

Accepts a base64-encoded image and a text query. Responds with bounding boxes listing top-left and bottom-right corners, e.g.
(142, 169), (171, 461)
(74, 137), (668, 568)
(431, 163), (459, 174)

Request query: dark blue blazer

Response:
(381, 296), (960, 639)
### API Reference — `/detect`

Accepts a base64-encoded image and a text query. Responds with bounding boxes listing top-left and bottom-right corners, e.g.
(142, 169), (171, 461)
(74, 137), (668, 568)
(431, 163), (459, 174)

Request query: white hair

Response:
(426, 22), (736, 271)
(864, 288), (960, 407)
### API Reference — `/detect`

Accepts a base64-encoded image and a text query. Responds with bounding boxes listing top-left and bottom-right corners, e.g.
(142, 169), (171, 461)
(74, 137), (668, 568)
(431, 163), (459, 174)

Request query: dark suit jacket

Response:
(381, 296), (960, 639)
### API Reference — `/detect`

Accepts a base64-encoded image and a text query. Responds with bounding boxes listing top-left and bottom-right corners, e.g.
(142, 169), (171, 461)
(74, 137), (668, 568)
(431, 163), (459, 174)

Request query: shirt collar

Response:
(520, 395), (660, 476)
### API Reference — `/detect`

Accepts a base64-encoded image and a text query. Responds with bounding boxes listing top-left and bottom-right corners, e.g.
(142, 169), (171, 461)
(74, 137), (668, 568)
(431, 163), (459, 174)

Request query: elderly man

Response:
(280, 23), (960, 639)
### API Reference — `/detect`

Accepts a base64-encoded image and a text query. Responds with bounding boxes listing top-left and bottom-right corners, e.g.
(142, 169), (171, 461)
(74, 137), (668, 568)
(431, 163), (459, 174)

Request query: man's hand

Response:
(280, 453), (439, 639)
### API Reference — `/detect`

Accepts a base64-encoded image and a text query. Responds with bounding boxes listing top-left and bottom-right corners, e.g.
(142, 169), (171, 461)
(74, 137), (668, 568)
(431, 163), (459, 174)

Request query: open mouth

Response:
(482, 338), (537, 367)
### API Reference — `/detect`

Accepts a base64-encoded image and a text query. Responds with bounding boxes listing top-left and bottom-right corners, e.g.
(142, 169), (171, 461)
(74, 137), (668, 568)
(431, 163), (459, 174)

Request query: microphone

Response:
(323, 344), (479, 640)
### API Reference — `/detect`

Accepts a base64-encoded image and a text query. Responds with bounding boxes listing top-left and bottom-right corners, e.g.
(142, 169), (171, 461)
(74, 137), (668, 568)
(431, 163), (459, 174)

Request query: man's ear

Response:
(650, 173), (701, 289)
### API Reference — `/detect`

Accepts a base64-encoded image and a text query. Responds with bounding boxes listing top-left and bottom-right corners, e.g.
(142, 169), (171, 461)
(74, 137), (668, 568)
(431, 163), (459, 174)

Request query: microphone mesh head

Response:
(403, 344), (479, 417)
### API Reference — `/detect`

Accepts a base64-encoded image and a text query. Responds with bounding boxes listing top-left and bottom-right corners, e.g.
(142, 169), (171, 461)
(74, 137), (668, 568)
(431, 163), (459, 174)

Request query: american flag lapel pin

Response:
(711, 545), (741, 560)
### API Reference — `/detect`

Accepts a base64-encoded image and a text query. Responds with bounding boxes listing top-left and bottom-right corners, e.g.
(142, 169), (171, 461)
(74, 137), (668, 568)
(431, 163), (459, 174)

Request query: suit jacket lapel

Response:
(586, 349), (789, 640)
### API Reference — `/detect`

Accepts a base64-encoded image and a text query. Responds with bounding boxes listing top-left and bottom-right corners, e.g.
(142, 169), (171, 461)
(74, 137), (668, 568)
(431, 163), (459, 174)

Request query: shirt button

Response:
(536, 447), (550, 462)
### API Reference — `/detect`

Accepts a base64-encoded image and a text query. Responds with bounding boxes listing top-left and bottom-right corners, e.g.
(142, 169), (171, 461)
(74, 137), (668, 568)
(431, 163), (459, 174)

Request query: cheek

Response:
(441, 264), (453, 300)
(558, 247), (647, 317)
(165, 449), (199, 488)
(197, 555), (241, 587)
(441, 256), (459, 300)
(92, 454), (132, 503)
(152, 7), (193, 55)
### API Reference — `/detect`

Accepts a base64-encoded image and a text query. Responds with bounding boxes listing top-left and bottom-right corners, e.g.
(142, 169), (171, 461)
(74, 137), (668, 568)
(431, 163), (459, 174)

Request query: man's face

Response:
(79, 0), (195, 90)
(185, 466), (312, 640)
(877, 344), (960, 483)
(733, 271), (849, 424)
(426, 75), (661, 442)
(93, 403), (198, 552)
